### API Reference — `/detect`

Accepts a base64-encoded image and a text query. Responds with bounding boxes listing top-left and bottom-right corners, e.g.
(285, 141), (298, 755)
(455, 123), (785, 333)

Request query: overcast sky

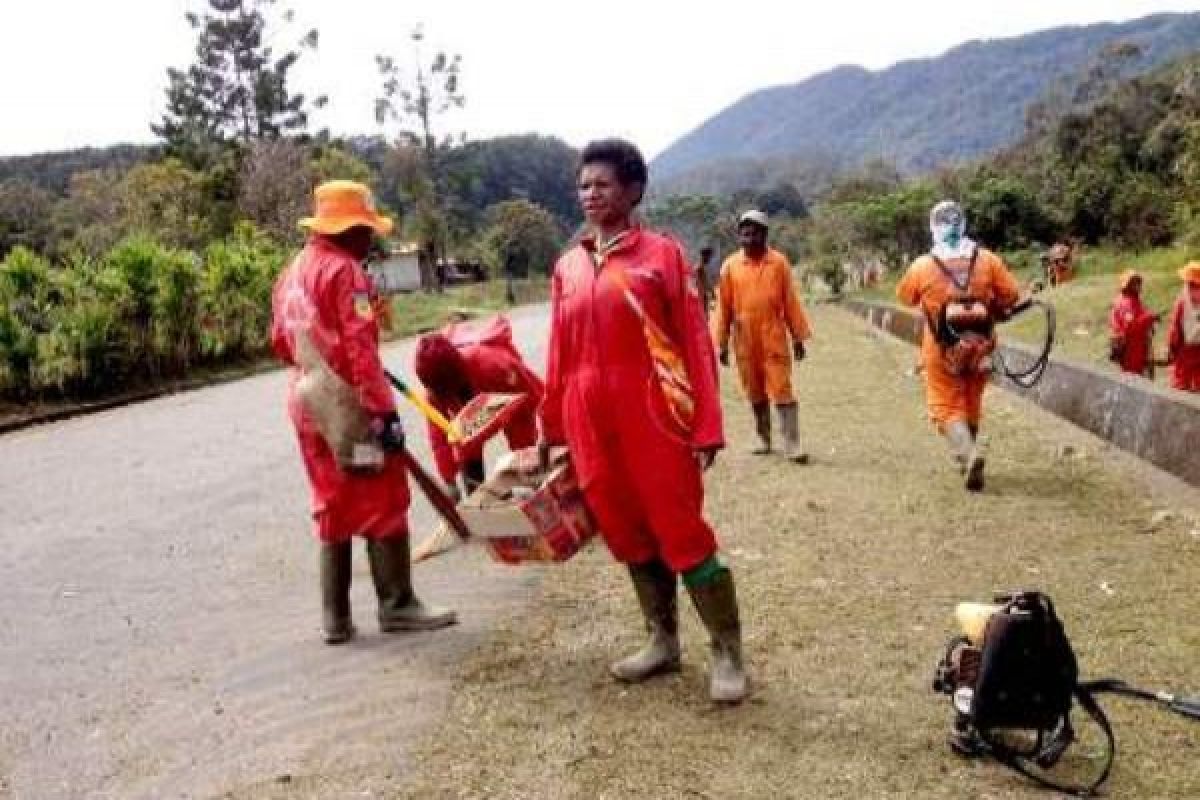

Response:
(2, 0), (1196, 159)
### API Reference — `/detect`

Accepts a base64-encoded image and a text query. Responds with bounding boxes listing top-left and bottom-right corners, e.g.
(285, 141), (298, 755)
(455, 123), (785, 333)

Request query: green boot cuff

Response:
(683, 555), (726, 589)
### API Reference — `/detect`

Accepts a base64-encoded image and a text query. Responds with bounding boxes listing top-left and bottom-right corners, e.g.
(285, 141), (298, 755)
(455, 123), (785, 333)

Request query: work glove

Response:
(793, 341), (806, 362)
(694, 446), (719, 472)
(372, 411), (406, 453)
(719, 348), (730, 367)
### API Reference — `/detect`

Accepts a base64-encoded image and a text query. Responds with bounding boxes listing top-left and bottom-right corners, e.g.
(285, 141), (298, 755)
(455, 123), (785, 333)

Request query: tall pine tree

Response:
(154, 0), (326, 167)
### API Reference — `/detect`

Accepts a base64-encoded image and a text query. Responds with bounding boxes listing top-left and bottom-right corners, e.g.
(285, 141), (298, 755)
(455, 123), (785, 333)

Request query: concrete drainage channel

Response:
(844, 300), (1200, 489)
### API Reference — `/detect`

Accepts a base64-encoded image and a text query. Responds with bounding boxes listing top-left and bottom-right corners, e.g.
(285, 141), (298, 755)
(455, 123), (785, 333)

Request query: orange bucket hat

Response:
(299, 180), (394, 236)
(1118, 269), (1141, 291)
(1179, 262), (1200, 286)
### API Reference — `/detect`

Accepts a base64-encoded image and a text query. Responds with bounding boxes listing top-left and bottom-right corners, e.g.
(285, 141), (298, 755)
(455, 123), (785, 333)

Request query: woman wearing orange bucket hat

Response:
(1166, 262), (1200, 392)
(1108, 269), (1159, 377)
(270, 180), (457, 644)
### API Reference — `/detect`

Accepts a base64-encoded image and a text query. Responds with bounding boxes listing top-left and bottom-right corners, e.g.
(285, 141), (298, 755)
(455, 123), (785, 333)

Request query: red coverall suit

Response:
(1109, 293), (1157, 377)
(540, 228), (724, 573)
(419, 316), (545, 484)
(270, 236), (410, 542)
(1167, 293), (1200, 392)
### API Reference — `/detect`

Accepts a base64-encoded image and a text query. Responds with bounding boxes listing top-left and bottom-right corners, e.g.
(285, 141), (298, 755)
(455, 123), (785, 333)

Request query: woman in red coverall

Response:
(1108, 270), (1159, 377)
(270, 180), (456, 645)
(414, 315), (544, 499)
(539, 139), (747, 703)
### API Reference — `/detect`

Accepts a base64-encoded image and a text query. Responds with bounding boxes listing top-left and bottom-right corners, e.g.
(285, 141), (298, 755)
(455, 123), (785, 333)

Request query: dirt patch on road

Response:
(396, 307), (1200, 799)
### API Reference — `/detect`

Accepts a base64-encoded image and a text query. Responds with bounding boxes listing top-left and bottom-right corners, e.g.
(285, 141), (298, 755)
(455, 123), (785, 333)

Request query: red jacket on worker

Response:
(1109, 293), (1157, 377)
(270, 236), (410, 542)
(1167, 293), (1200, 392)
(541, 227), (723, 573)
(416, 316), (544, 483)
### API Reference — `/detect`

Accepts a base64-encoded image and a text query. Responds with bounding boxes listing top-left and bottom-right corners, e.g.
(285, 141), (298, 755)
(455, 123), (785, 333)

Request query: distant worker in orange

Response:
(1045, 243), (1075, 286)
(896, 201), (1021, 492)
(714, 210), (813, 463)
(1166, 262), (1200, 392)
(1108, 270), (1159, 378)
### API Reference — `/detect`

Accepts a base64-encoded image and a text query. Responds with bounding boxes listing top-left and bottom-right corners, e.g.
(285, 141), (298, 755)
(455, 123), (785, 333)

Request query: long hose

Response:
(1083, 679), (1200, 720)
(994, 298), (1056, 389)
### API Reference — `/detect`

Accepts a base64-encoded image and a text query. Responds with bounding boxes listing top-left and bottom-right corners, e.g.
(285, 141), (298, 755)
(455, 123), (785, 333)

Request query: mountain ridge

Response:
(652, 12), (1200, 188)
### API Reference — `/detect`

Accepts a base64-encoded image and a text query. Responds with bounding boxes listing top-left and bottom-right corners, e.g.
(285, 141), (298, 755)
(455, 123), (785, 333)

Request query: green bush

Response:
(31, 256), (123, 395)
(0, 246), (54, 398)
(199, 222), (286, 360)
(0, 225), (287, 404)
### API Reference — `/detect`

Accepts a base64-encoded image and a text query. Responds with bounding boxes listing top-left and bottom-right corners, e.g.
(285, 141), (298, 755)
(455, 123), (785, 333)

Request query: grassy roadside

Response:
(386, 279), (550, 340)
(394, 306), (1199, 799)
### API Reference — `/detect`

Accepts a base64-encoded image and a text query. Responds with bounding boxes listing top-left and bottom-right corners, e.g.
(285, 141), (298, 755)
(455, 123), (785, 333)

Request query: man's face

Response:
(335, 226), (376, 261)
(1188, 282), (1200, 305)
(1126, 276), (1143, 296)
(738, 223), (767, 253)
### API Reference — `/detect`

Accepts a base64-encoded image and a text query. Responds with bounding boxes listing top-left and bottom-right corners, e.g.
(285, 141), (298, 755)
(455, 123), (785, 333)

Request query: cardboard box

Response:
(450, 392), (528, 461)
(459, 447), (596, 565)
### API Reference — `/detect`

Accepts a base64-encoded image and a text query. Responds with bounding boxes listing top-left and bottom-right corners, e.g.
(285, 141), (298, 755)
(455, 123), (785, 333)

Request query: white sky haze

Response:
(3, 1), (1197, 159)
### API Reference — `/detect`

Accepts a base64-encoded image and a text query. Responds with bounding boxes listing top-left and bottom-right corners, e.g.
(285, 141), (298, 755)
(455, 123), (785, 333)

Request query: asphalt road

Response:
(0, 306), (552, 799)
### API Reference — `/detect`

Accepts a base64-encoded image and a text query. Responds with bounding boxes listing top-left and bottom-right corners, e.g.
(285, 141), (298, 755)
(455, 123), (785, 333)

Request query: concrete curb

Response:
(844, 300), (1200, 488)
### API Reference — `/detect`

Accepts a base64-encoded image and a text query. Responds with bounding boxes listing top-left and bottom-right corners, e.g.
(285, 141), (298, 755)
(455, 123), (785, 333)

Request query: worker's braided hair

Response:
(579, 138), (648, 206)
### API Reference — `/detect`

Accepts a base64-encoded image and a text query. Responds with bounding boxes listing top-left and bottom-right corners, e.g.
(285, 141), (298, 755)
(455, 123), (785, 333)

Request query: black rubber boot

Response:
(610, 559), (681, 682)
(751, 403), (772, 454)
(462, 458), (486, 495)
(320, 541), (355, 645)
(366, 536), (457, 632)
(685, 568), (748, 704)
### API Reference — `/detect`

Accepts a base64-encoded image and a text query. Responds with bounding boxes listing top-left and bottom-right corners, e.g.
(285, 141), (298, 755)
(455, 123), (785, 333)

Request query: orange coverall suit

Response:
(541, 228), (724, 573)
(421, 317), (545, 484)
(714, 247), (812, 404)
(1167, 293), (1200, 391)
(1109, 293), (1157, 377)
(270, 237), (410, 542)
(896, 248), (1020, 430)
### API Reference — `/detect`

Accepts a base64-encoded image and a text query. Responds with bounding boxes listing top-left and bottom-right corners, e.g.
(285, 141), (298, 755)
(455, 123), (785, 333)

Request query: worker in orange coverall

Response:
(1108, 270), (1159, 378)
(713, 210), (813, 462)
(270, 180), (456, 645)
(1167, 262), (1200, 392)
(539, 138), (747, 704)
(896, 200), (1020, 492)
(414, 314), (544, 499)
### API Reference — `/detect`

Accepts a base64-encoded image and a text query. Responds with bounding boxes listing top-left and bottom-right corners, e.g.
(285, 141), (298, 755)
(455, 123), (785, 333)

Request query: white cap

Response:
(738, 209), (769, 229)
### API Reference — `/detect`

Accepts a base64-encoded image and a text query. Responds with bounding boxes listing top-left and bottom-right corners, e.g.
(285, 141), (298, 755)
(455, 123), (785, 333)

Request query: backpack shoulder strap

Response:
(981, 685), (1115, 797)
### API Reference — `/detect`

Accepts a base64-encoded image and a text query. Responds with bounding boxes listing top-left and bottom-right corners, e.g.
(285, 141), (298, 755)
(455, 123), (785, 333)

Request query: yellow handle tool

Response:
(385, 370), (462, 444)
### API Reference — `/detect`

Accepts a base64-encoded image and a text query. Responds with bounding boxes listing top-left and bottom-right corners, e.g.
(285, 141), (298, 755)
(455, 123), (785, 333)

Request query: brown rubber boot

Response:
(610, 559), (681, 682)
(320, 541), (356, 645)
(751, 403), (772, 454)
(777, 403), (809, 464)
(366, 536), (458, 632)
(686, 568), (748, 704)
